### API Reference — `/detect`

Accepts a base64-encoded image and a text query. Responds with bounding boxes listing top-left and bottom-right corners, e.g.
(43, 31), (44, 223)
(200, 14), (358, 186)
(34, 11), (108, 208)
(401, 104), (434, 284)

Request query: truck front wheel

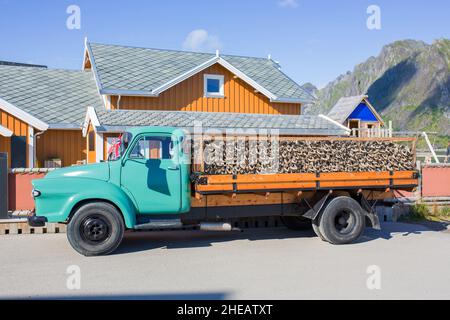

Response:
(317, 196), (365, 245)
(67, 202), (125, 256)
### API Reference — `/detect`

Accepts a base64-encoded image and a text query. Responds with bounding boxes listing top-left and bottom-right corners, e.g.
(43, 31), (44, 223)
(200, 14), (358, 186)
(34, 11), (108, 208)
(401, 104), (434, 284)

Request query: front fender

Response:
(33, 178), (137, 228)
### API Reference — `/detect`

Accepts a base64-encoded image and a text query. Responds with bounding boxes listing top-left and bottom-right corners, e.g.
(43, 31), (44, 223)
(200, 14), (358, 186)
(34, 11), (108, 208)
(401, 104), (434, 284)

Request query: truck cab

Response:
(30, 127), (191, 255)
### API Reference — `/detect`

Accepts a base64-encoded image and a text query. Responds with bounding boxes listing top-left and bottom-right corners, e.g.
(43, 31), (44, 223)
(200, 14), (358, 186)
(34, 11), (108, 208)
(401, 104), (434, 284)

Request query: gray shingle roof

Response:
(0, 61), (47, 68)
(88, 42), (313, 103)
(0, 65), (103, 127)
(94, 109), (348, 136)
(327, 95), (367, 124)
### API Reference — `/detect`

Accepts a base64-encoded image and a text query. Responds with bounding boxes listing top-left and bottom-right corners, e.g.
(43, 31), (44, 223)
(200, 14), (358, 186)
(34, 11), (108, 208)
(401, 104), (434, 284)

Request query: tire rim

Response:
(334, 210), (356, 235)
(80, 215), (111, 244)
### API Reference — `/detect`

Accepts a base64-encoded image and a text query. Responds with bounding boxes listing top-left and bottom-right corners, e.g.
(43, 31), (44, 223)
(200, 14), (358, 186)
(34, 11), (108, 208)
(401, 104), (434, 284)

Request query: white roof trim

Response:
(0, 97), (48, 131)
(82, 107), (101, 137)
(319, 114), (351, 134)
(0, 124), (13, 137)
(361, 97), (385, 125)
(152, 56), (219, 95)
(217, 57), (277, 101)
(85, 41), (105, 98)
(82, 37), (89, 71)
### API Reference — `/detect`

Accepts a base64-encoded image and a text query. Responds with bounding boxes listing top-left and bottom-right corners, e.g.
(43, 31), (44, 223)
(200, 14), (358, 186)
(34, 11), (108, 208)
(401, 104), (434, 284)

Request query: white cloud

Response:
(182, 29), (223, 52)
(278, 0), (299, 8)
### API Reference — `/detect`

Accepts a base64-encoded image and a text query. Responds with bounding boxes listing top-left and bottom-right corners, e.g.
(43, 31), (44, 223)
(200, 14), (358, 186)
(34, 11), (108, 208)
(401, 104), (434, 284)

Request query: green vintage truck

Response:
(28, 126), (418, 256)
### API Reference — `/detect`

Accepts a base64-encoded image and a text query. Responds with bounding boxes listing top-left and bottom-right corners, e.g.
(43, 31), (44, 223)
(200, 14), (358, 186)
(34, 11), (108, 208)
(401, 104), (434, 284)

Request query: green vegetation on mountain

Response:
(305, 39), (450, 147)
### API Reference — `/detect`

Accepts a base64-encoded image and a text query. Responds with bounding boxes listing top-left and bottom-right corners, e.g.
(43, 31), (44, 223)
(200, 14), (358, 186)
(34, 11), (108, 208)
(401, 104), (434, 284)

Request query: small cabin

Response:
(327, 95), (389, 137)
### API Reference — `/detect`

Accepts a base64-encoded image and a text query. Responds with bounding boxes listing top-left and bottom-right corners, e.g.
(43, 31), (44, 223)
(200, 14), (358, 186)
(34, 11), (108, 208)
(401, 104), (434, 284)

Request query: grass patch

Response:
(403, 203), (450, 222)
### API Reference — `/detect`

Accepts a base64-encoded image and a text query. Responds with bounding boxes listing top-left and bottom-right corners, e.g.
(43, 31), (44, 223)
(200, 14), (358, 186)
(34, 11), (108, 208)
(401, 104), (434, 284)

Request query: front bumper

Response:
(27, 211), (47, 227)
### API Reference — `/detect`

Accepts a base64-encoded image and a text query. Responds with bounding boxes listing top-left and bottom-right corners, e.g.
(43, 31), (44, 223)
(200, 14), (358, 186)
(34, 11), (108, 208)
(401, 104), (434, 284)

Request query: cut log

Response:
(197, 139), (415, 175)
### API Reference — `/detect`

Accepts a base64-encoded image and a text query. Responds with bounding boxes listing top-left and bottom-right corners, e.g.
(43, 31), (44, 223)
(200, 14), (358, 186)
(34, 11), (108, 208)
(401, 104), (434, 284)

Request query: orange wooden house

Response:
(1, 41), (351, 168)
(81, 41), (348, 162)
(0, 64), (103, 168)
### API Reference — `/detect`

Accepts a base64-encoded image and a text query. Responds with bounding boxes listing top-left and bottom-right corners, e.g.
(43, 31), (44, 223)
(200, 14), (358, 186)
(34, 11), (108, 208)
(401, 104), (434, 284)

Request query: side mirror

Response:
(169, 140), (175, 157)
(122, 132), (133, 150)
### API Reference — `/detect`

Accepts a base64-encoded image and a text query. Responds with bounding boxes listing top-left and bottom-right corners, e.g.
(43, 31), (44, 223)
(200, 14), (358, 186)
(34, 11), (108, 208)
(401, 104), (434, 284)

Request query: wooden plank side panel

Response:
(203, 171), (417, 185)
(195, 171), (418, 193)
(191, 188), (402, 208)
(111, 63), (301, 115)
(191, 193), (294, 208)
(36, 129), (87, 167)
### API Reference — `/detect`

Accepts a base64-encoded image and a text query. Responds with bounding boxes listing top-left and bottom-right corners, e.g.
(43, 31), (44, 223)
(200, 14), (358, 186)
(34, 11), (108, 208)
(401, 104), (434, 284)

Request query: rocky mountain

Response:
(305, 39), (450, 141)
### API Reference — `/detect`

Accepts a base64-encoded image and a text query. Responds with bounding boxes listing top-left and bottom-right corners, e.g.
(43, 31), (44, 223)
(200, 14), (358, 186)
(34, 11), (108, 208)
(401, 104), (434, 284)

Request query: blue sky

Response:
(0, 0), (448, 88)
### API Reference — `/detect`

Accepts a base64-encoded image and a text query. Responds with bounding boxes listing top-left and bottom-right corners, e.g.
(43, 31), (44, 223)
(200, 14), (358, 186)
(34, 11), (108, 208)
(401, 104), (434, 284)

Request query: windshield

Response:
(107, 132), (132, 161)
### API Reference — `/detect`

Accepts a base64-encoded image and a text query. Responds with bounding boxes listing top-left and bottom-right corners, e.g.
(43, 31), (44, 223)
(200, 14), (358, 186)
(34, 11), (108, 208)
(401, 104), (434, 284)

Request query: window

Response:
(204, 74), (224, 98)
(129, 136), (174, 160)
(10, 136), (26, 168)
(88, 131), (95, 152)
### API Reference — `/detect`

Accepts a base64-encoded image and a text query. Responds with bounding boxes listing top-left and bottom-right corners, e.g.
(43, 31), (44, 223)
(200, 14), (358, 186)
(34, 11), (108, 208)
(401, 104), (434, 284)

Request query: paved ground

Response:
(0, 221), (449, 300)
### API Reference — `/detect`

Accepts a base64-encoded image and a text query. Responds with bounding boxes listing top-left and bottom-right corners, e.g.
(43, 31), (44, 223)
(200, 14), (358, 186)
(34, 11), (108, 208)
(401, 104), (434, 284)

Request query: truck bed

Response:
(194, 170), (418, 194)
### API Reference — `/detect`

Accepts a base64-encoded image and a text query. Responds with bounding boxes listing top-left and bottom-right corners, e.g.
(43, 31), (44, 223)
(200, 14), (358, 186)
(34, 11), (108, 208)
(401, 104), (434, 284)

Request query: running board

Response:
(133, 219), (241, 232)
(134, 219), (183, 230)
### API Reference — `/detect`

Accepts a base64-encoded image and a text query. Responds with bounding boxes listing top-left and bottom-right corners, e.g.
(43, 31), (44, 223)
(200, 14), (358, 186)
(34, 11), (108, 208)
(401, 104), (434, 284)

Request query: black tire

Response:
(281, 216), (312, 231)
(318, 196), (365, 245)
(312, 217), (329, 242)
(67, 202), (125, 256)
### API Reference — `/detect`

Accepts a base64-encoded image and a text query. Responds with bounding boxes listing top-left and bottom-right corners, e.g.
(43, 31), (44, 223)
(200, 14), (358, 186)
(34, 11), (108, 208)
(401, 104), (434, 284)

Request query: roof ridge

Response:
(89, 42), (213, 56)
(89, 41), (270, 61)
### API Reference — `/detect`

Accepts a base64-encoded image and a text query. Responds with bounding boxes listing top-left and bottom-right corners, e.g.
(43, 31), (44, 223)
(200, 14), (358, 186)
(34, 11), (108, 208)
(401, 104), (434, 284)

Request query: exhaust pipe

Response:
(199, 222), (239, 232)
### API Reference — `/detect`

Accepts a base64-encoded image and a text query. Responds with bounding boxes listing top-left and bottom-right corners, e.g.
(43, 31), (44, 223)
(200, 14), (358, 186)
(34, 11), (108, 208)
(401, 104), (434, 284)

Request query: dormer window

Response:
(204, 74), (224, 98)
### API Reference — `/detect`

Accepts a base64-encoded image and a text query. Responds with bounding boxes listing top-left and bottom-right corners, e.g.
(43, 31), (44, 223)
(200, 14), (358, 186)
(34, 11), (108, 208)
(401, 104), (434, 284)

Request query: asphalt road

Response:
(0, 221), (449, 300)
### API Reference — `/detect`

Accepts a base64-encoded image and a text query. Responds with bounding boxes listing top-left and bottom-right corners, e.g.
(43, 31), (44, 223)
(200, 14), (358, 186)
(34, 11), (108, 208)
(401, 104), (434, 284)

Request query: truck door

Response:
(121, 134), (182, 214)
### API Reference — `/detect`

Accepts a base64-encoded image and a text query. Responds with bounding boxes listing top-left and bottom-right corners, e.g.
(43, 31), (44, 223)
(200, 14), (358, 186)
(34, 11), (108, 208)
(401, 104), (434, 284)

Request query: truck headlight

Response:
(32, 189), (41, 198)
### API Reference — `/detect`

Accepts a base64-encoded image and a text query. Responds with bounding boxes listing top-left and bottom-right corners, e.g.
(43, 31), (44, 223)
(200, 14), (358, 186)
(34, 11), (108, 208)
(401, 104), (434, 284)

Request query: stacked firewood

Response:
(198, 139), (415, 175)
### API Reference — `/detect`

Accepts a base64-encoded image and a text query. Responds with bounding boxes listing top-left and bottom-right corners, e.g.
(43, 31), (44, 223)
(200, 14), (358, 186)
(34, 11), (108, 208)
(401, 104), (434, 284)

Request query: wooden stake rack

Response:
(194, 170), (419, 195)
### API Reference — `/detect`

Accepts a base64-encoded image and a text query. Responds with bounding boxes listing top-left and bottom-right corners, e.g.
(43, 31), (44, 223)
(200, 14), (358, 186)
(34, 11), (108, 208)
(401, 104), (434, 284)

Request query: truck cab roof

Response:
(126, 126), (185, 138)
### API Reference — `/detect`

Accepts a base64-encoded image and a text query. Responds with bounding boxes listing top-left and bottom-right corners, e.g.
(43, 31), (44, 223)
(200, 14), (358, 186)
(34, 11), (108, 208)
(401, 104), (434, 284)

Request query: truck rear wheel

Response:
(67, 202), (125, 256)
(312, 219), (329, 242)
(317, 196), (365, 245)
(281, 216), (312, 230)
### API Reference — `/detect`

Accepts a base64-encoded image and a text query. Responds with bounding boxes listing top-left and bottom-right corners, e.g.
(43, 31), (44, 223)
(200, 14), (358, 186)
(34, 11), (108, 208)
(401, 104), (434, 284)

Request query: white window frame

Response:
(204, 74), (224, 98)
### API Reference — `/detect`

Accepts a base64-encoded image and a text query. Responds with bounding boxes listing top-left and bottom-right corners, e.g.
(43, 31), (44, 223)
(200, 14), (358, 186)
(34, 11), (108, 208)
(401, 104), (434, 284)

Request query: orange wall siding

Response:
(110, 63), (301, 115)
(86, 124), (96, 164)
(36, 129), (86, 167)
(0, 108), (29, 167)
(0, 136), (10, 164)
